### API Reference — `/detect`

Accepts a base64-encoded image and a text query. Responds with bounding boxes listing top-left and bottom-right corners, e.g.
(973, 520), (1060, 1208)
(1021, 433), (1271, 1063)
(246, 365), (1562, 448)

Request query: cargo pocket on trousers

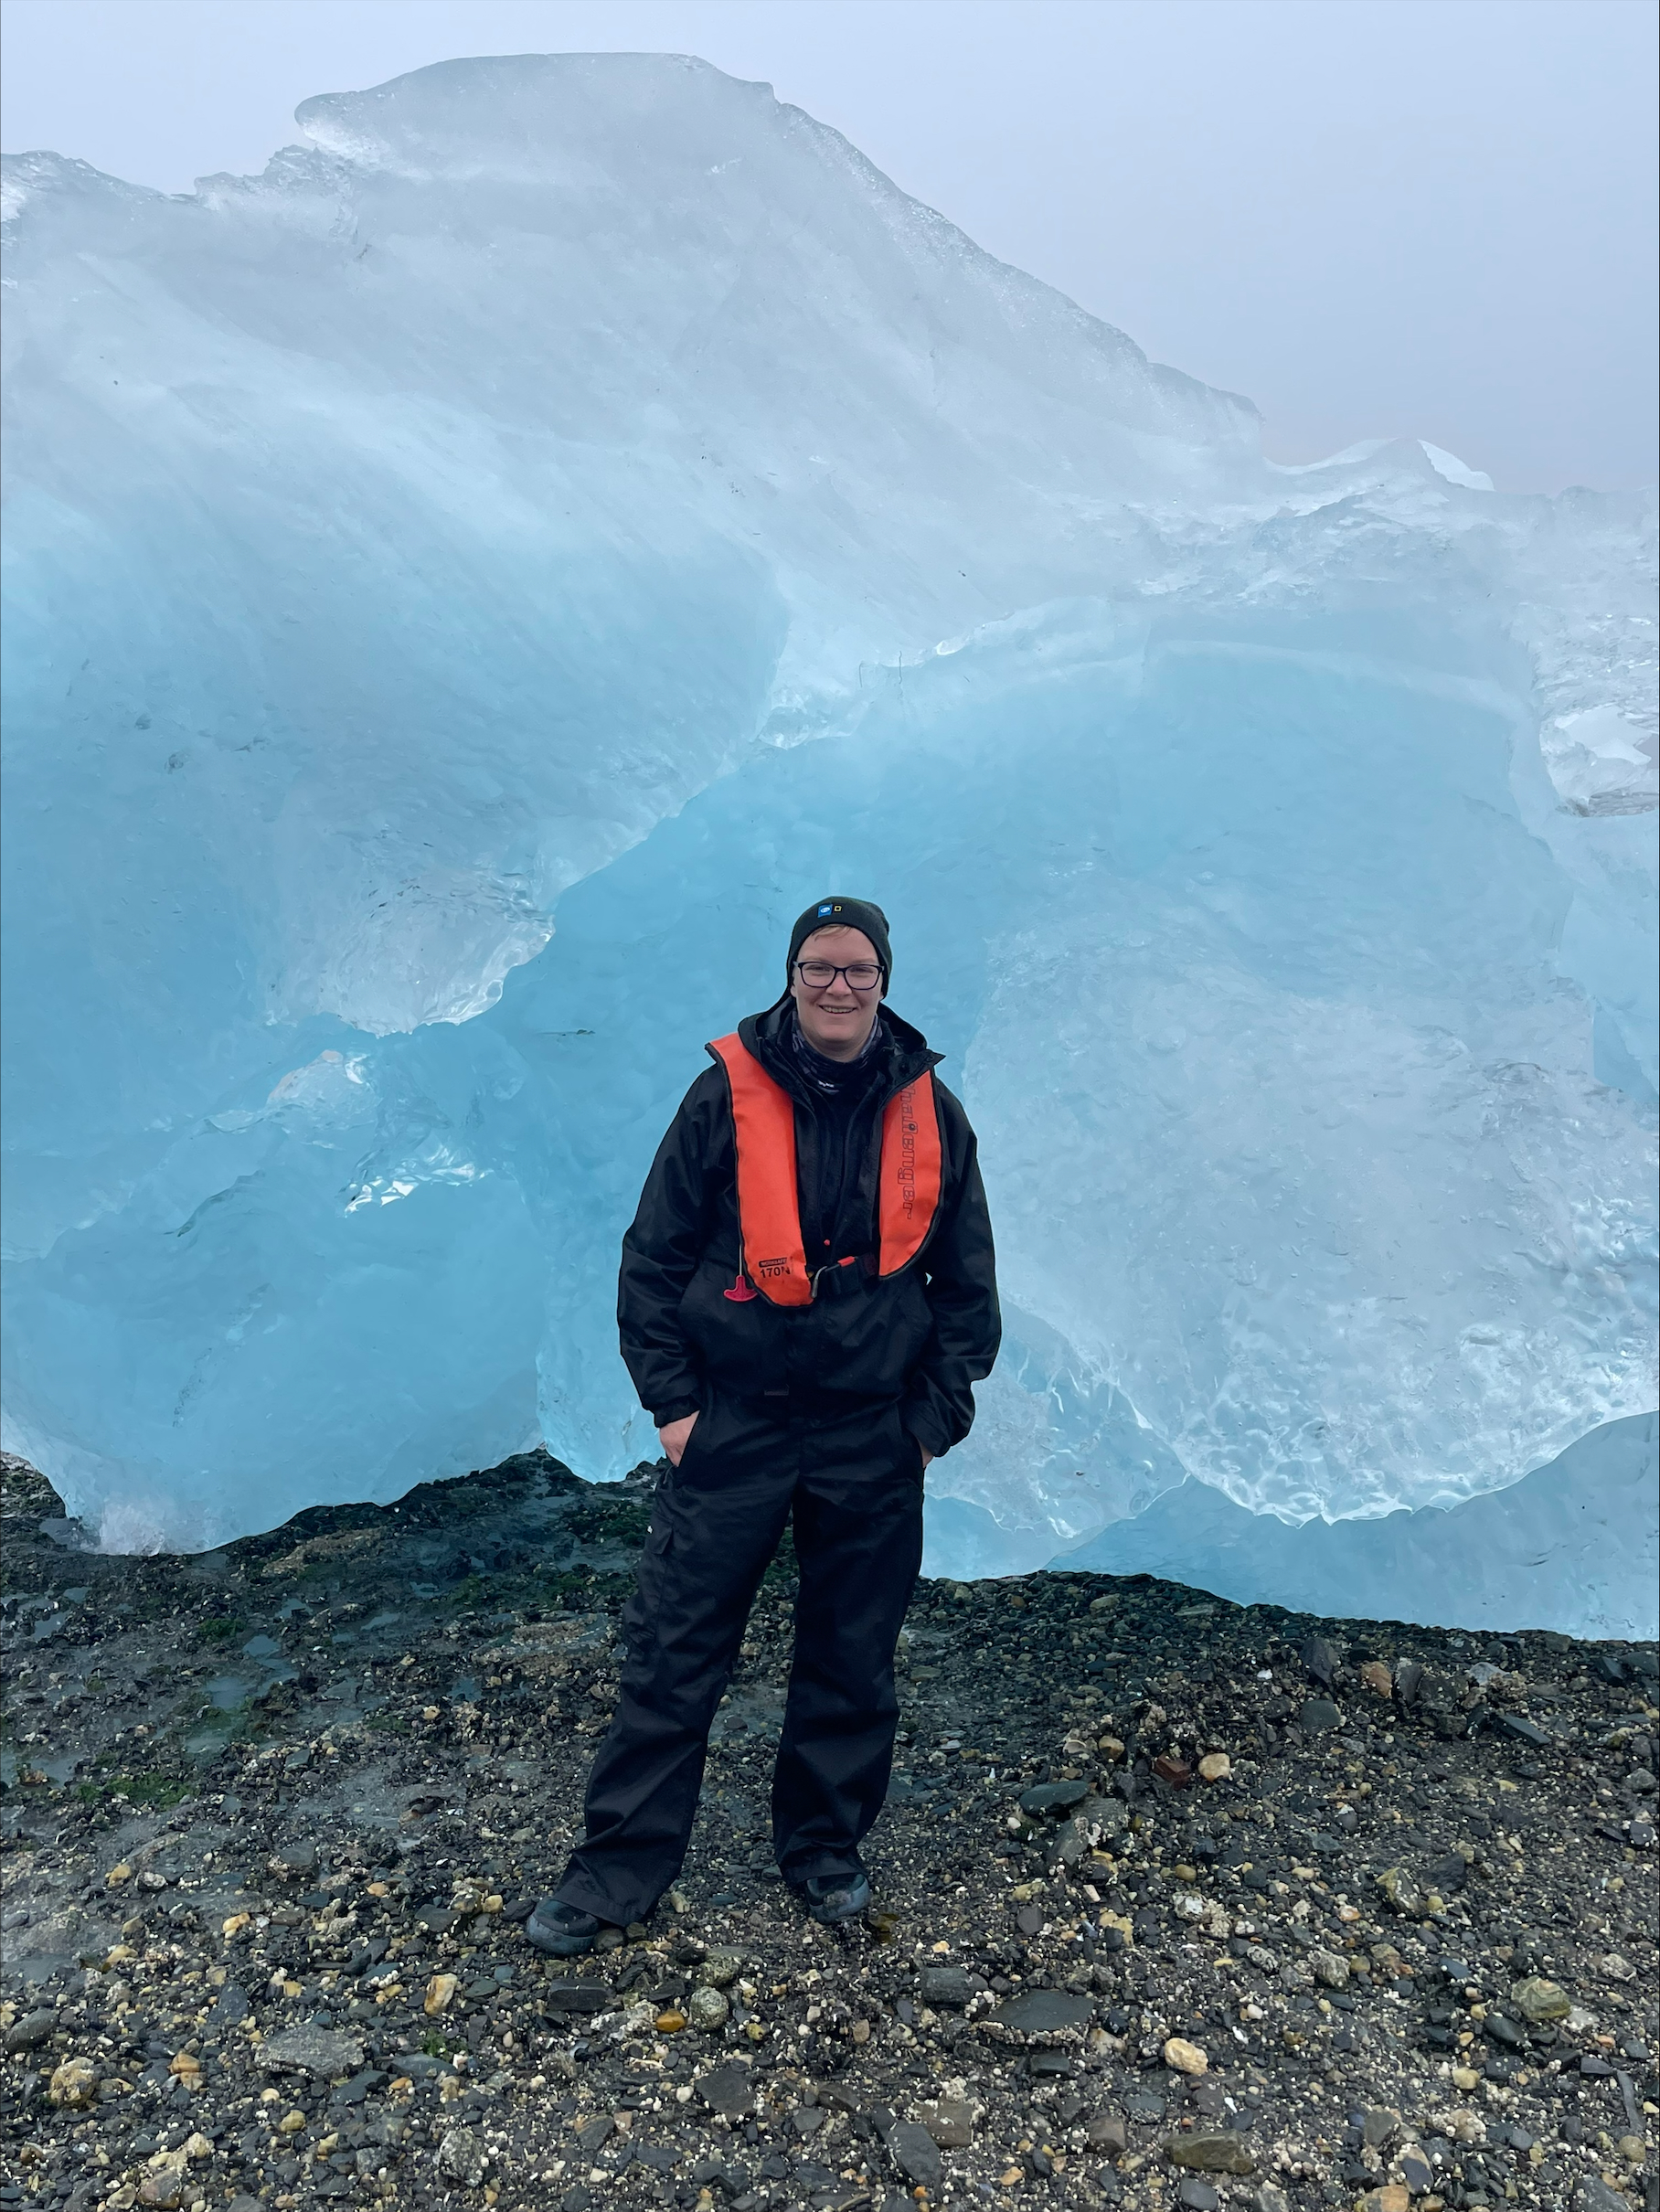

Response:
(622, 1519), (675, 1655)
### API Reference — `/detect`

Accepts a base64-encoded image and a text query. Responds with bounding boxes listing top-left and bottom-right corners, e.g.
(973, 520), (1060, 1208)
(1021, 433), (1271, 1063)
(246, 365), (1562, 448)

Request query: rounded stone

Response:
(1163, 2037), (1208, 2076)
(48, 2056), (100, 2108)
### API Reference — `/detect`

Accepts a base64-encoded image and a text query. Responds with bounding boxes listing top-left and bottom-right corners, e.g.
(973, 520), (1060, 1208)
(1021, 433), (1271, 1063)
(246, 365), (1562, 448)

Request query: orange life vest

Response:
(708, 1032), (943, 1307)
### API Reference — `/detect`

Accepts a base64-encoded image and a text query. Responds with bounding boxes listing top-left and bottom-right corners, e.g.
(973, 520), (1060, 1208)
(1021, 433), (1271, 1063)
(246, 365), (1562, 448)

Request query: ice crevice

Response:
(0, 52), (1654, 1632)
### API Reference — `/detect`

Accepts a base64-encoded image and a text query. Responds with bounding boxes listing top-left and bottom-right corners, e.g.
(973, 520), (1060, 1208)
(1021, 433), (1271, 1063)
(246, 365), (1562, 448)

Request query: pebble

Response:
(47, 2056), (99, 2107)
(1162, 2036), (1208, 2075)
(1177, 2181), (1220, 2211)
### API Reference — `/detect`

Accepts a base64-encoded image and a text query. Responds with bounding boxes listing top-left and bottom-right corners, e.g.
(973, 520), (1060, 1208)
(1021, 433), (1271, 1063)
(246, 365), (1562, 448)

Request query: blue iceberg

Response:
(2, 55), (1655, 1632)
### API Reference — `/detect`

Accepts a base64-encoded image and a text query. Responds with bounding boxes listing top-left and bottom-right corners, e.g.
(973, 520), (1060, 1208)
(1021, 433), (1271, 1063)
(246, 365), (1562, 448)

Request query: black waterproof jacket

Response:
(618, 1002), (1001, 1460)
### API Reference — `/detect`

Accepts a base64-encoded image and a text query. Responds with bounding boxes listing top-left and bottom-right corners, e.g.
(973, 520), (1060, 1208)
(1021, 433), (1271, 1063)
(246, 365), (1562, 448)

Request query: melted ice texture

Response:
(2, 58), (1655, 1619)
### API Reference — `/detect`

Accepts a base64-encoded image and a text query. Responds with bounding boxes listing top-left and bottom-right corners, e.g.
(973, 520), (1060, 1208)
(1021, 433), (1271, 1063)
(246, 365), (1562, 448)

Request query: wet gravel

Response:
(2, 1448), (1655, 2212)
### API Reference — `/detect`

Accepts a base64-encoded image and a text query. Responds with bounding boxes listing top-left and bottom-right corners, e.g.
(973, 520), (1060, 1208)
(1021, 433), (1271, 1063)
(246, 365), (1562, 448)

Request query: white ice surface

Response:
(1, 56), (1655, 1624)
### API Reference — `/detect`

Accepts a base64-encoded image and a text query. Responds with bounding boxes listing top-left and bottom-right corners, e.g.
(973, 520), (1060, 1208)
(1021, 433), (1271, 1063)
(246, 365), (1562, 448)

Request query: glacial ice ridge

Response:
(1, 54), (1655, 1631)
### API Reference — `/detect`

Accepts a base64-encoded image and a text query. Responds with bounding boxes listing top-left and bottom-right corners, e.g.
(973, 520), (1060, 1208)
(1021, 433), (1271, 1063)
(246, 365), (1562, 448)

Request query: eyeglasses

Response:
(793, 960), (884, 992)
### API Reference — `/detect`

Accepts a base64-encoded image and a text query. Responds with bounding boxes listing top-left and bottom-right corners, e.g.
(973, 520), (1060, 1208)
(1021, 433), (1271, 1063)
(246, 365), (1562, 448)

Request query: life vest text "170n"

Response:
(708, 1034), (942, 1308)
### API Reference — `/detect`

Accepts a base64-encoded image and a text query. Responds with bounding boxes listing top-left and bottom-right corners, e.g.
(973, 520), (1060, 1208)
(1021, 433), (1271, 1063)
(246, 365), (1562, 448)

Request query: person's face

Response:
(790, 926), (883, 1059)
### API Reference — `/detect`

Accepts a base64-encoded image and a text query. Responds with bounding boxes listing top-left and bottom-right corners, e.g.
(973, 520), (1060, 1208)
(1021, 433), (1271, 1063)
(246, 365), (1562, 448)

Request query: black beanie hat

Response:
(786, 897), (892, 995)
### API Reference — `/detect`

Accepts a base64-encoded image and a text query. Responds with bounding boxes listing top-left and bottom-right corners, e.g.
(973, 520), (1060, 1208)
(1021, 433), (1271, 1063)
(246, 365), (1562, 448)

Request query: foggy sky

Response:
(3, 0), (1655, 495)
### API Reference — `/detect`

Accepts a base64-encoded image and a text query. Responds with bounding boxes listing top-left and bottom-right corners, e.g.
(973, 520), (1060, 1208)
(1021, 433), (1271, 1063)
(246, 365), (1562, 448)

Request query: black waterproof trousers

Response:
(553, 1390), (926, 1927)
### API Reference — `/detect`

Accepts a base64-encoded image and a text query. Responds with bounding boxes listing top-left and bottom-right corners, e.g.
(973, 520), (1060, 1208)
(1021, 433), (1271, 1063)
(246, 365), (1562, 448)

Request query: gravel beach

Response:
(2, 1449), (1655, 2212)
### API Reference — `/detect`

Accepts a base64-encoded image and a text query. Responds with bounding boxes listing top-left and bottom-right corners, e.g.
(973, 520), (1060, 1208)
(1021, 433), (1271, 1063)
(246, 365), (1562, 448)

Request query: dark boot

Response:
(525, 1898), (607, 1957)
(795, 1869), (872, 1925)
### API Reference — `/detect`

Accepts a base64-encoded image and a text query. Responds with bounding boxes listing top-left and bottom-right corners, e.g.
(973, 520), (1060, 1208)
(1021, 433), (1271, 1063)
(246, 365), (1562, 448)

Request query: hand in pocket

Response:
(659, 1412), (698, 1467)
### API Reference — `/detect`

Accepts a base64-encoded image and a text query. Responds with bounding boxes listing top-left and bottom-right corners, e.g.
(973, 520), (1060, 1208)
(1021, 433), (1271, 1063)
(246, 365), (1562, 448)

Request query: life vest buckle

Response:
(808, 1253), (875, 1300)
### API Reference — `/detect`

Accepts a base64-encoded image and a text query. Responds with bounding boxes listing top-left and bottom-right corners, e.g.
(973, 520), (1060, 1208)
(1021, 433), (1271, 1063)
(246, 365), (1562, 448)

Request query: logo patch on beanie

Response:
(817, 901), (838, 917)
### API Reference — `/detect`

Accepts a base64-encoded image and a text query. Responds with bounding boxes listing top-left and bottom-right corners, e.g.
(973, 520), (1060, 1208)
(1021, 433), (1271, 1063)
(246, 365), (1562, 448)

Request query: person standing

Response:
(527, 898), (1000, 1953)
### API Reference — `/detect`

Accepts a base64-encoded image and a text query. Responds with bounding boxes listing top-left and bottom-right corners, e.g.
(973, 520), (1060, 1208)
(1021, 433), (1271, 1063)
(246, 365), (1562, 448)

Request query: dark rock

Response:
(1573, 2181), (1633, 2212)
(542, 1980), (614, 2015)
(1177, 2184), (1220, 2212)
(1413, 1671), (1470, 1739)
(330, 2068), (386, 2106)
(3, 2008), (58, 2053)
(1399, 2147), (1434, 2192)
(888, 2122), (943, 2188)
(1018, 1779), (1089, 1817)
(1299, 1698), (1342, 1733)
(697, 2063), (756, 2120)
(1501, 1715), (1552, 1749)
(268, 1841), (318, 1877)
(990, 1988), (1094, 2033)
(1300, 1637), (1340, 1687)
(1087, 2111), (1128, 2154)
(918, 1964), (974, 2007)
(1424, 1851), (1469, 1894)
